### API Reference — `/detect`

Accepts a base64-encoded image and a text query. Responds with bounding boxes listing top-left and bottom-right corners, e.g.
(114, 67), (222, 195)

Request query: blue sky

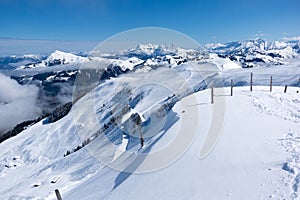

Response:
(0, 0), (299, 44)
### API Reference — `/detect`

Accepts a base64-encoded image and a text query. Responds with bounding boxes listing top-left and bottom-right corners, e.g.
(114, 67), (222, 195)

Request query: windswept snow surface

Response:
(0, 84), (299, 199)
(63, 87), (300, 200)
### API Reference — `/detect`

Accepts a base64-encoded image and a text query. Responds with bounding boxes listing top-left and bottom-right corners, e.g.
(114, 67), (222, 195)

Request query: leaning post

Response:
(230, 79), (233, 96)
(270, 76), (273, 92)
(211, 87), (214, 104)
(250, 72), (253, 92)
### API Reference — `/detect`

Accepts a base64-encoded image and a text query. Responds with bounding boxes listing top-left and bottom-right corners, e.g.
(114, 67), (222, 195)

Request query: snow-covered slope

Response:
(211, 39), (299, 67)
(110, 57), (144, 71)
(205, 38), (300, 67)
(0, 56), (299, 199)
(205, 53), (241, 70)
(126, 44), (179, 58)
(0, 85), (299, 199)
(46, 50), (89, 65)
(0, 38), (300, 199)
(0, 54), (42, 70)
(205, 38), (299, 56)
(18, 50), (89, 69)
(65, 87), (300, 200)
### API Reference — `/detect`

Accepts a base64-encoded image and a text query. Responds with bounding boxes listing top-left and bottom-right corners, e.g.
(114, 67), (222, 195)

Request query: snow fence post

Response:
(250, 72), (253, 92)
(55, 189), (62, 200)
(270, 76), (273, 92)
(284, 85), (287, 93)
(211, 87), (214, 104)
(230, 79), (233, 96)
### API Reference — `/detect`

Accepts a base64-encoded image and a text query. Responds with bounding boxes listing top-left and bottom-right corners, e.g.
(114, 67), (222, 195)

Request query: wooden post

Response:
(55, 189), (62, 200)
(230, 79), (233, 96)
(284, 85), (287, 93)
(140, 131), (144, 148)
(270, 76), (273, 92)
(211, 87), (214, 104)
(250, 72), (253, 92)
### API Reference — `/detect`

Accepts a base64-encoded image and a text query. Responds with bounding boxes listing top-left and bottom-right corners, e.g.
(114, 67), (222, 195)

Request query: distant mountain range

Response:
(0, 37), (300, 199)
(205, 38), (300, 67)
(0, 38), (299, 71)
(0, 38), (299, 124)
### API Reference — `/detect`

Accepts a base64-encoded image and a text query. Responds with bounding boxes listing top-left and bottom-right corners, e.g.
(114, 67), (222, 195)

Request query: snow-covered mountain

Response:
(0, 54), (43, 70)
(205, 38), (300, 56)
(124, 44), (180, 58)
(205, 38), (300, 67)
(1, 37), (298, 72)
(1, 38), (299, 137)
(18, 50), (89, 69)
(1, 38), (299, 133)
(0, 83), (299, 199)
(44, 50), (89, 66)
(0, 38), (300, 199)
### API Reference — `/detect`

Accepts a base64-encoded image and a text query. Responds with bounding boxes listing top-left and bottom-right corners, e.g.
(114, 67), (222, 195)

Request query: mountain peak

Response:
(46, 50), (88, 65)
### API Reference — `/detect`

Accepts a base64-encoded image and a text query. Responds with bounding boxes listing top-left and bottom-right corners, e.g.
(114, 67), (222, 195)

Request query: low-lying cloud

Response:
(282, 36), (300, 41)
(0, 73), (41, 134)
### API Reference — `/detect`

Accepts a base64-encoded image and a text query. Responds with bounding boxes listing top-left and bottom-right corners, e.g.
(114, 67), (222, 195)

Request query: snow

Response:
(250, 88), (300, 122)
(269, 46), (298, 59)
(0, 82), (299, 199)
(204, 43), (226, 49)
(145, 58), (160, 66)
(9, 37), (300, 73)
(135, 65), (152, 73)
(269, 41), (288, 50)
(22, 54), (42, 59)
(111, 57), (144, 71)
(279, 130), (300, 199)
(132, 44), (158, 56)
(46, 50), (88, 64)
(207, 54), (241, 70)
(63, 87), (299, 200)
(0, 39), (300, 199)
(16, 50), (89, 69)
(205, 38), (300, 64)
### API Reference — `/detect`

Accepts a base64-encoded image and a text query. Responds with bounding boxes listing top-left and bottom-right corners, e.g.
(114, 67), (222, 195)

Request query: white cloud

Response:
(282, 36), (300, 41)
(253, 31), (268, 38)
(0, 73), (41, 134)
(282, 32), (290, 36)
